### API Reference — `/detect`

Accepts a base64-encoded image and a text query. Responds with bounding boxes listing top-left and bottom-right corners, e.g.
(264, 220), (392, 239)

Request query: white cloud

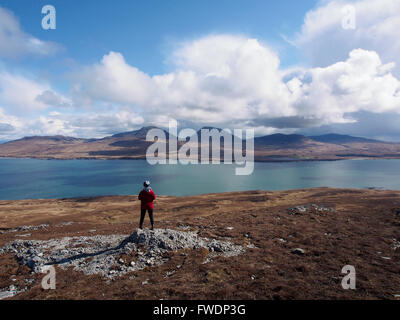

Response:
(0, 70), (75, 116)
(0, 108), (144, 140)
(0, 6), (60, 58)
(73, 36), (296, 125)
(71, 35), (400, 132)
(35, 90), (72, 109)
(0, 107), (21, 136)
(73, 51), (153, 107)
(2, 33), (399, 139)
(27, 110), (144, 139)
(288, 49), (400, 124)
(0, 72), (51, 114)
(293, 0), (400, 74)
(0, 0), (399, 140)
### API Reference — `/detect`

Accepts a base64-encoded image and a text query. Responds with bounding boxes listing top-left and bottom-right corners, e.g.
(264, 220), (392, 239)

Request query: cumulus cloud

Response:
(288, 49), (400, 124)
(0, 107), (144, 140)
(249, 116), (323, 129)
(73, 36), (295, 126)
(0, 0), (399, 140)
(0, 72), (53, 114)
(0, 69), (75, 117)
(0, 6), (60, 58)
(293, 0), (400, 74)
(0, 107), (21, 137)
(71, 35), (400, 133)
(35, 90), (72, 109)
(0, 122), (14, 133)
(72, 51), (153, 108)
(63, 111), (144, 138)
(299, 111), (400, 142)
(26, 110), (144, 139)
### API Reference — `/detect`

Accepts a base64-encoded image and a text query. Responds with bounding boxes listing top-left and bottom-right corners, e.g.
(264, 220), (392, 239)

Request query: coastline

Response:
(2, 155), (400, 162)
(0, 185), (397, 203)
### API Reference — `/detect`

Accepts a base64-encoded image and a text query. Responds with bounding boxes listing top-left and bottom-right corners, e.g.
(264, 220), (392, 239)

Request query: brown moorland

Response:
(0, 187), (400, 300)
(1, 128), (400, 161)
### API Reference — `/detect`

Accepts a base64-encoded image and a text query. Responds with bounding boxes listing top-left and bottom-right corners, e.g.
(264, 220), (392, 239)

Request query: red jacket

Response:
(138, 188), (156, 210)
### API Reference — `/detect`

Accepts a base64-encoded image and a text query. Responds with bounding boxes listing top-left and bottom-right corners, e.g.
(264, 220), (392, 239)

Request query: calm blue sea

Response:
(0, 158), (400, 200)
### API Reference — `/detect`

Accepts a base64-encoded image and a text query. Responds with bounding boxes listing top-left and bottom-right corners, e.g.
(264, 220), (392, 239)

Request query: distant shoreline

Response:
(1, 155), (400, 163)
(0, 186), (396, 203)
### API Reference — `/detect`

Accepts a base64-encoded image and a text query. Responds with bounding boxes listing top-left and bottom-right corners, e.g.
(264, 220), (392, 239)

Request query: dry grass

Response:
(1, 187), (400, 299)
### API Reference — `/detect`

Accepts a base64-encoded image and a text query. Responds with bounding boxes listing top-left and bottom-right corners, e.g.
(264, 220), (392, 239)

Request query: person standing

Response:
(138, 180), (156, 230)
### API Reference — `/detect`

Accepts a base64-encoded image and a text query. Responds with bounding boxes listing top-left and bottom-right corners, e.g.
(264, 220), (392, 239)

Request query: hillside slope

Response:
(1, 127), (400, 161)
(0, 188), (399, 299)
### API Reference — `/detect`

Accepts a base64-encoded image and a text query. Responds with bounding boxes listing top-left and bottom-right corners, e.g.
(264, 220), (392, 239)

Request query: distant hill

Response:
(193, 127), (229, 142)
(111, 126), (160, 139)
(7, 135), (86, 143)
(308, 133), (383, 144)
(1, 127), (400, 161)
(255, 133), (311, 147)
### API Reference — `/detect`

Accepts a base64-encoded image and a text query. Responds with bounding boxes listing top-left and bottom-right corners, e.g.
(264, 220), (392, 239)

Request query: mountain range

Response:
(1, 127), (400, 161)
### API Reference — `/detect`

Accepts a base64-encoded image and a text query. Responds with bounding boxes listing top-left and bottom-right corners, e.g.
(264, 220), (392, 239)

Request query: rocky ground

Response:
(0, 188), (400, 299)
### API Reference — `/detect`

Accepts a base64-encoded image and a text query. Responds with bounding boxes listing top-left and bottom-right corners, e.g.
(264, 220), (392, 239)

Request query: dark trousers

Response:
(140, 208), (154, 228)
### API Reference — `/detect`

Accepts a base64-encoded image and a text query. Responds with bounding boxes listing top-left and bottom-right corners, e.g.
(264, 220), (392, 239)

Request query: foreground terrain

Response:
(0, 188), (400, 299)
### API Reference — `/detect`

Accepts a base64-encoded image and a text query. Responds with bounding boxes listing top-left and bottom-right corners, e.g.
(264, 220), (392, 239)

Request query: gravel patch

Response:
(0, 284), (29, 300)
(4, 224), (49, 233)
(0, 228), (244, 279)
(392, 239), (400, 250)
(56, 222), (75, 227)
(287, 204), (336, 215)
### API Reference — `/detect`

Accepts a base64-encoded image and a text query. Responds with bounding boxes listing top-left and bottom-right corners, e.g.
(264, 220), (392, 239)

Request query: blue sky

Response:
(0, 0), (400, 141)
(2, 0), (315, 72)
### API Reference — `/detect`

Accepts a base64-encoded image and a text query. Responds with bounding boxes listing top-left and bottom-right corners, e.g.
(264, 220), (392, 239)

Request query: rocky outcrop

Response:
(287, 204), (336, 215)
(0, 228), (244, 279)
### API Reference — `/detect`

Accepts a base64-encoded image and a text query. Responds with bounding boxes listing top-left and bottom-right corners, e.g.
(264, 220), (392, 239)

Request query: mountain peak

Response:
(111, 126), (159, 138)
(13, 135), (82, 143)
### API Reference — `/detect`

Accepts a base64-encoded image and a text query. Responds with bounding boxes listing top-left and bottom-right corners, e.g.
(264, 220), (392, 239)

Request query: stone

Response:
(0, 228), (244, 280)
(292, 248), (305, 255)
